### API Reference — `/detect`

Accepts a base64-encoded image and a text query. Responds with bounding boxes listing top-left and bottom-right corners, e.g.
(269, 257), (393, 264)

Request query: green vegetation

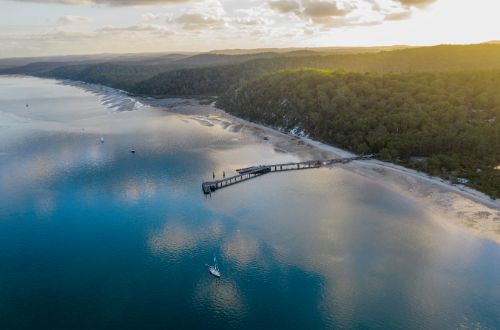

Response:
(1, 43), (499, 198)
(0, 52), (281, 90)
(218, 69), (500, 198)
(41, 63), (173, 90)
(132, 44), (500, 97)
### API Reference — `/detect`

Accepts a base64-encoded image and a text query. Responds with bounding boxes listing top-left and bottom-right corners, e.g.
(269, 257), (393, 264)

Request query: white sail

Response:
(209, 254), (221, 277)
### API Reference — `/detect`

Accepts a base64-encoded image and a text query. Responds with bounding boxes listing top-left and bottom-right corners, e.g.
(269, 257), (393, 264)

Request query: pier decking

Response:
(202, 155), (374, 194)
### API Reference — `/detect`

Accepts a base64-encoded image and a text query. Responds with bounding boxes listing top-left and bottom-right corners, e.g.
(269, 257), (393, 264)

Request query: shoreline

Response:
(19, 75), (500, 243)
(205, 106), (500, 243)
(205, 103), (500, 209)
(304, 137), (500, 210)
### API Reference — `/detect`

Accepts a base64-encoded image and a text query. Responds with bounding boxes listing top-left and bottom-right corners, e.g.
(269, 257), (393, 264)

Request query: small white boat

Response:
(100, 137), (105, 143)
(209, 255), (221, 278)
(130, 149), (136, 154)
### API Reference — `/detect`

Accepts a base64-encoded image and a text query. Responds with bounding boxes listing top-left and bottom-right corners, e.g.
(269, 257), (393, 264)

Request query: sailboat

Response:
(209, 255), (221, 278)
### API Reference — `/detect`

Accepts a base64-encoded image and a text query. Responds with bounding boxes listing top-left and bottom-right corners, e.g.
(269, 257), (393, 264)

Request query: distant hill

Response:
(208, 45), (411, 55)
(171, 52), (281, 66)
(0, 52), (195, 70)
(0, 51), (282, 89)
(4, 43), (500, 93)
(0, 45), (412, 70)
(4, 43), (500, 95)
(132, 44), (500, 97)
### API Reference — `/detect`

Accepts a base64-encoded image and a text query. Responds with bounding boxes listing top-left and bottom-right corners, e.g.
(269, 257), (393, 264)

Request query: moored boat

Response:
(209, 255), (220, 278)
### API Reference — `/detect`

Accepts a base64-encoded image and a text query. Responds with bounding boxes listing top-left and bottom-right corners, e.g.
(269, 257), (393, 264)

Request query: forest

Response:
(218, 69), (500, 198)
(1, 43), (499, 197)
(133, 44), (500, 97)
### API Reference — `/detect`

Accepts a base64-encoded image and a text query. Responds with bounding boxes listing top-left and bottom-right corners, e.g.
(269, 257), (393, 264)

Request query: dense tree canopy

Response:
(218, 70), (500, 198)
(132, 44), (500, 97)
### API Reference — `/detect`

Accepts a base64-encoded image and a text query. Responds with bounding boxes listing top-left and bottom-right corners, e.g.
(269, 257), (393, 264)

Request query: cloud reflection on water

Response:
(149, 219), (200, 256)
(222, 232), (260, 268)
(1, 76), (498, 328)
(148, 218), (224, 257)
(121, 178), (158, 203)
(200, 149), (494, 327)
(193, 276), (245, 322)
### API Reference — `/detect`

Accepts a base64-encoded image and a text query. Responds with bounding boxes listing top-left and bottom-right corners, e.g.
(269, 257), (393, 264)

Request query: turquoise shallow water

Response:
(0, 76), (499, 329)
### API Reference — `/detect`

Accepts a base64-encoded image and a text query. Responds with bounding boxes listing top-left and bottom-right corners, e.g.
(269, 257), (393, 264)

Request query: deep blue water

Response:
(0, 76), (499, 329)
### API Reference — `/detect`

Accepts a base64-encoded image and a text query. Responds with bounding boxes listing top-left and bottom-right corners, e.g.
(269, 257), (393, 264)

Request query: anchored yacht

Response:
(209, 255), (220, 278)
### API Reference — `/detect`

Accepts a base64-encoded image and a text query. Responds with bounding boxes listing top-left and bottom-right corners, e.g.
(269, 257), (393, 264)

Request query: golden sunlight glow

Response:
(0, 0), (499, 57)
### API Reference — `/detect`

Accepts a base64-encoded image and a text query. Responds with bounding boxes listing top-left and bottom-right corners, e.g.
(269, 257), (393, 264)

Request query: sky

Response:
(1, 0), (500, 57)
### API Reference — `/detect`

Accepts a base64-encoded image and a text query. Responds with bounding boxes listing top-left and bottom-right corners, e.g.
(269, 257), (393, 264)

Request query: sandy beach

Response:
(157, 98), (500, 244)
(61, 80), (500, 244)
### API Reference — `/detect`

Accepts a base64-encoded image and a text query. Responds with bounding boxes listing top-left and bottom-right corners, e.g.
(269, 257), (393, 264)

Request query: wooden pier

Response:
(202, 155), (374, 194)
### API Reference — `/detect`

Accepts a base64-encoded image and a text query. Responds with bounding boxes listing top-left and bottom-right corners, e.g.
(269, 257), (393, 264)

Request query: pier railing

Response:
(202, 155), (374, 194)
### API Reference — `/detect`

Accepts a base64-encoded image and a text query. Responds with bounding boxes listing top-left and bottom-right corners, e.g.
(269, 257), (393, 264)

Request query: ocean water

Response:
(0, 76), (499, 330)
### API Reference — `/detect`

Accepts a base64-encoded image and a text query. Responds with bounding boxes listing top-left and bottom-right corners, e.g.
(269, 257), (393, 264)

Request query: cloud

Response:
(268, 0), (300, 13)
(396, 0), (436, 8)
(9, 0), (193, 6)
(268, 0), (353, 19)
(18, 24), (174, 44)
(171, 13), (225, 30)
(99, 24), (174, 36)
(2, 0), (445, 57)
(267, 0), (358, 27)
(302, 1), (350, 19)
(267, 0), (355, 27)
(58, 15), (92, 24)
(142, 13), (160, 21)
(232, 6), (275, 27)
(265, 0), (436, 28)
(384, 10), (412, 21)
(232, 16), (268, 26)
